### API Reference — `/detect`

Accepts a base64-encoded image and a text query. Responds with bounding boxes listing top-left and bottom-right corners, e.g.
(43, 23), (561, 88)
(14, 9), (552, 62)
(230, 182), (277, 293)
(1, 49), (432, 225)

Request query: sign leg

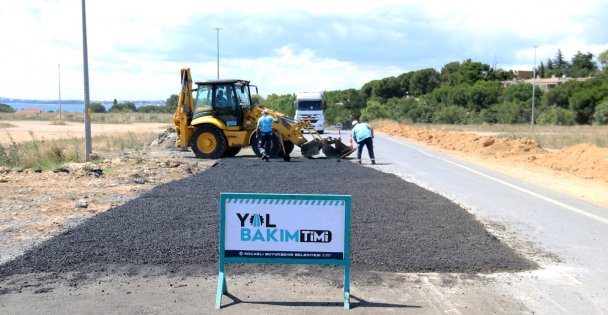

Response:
(344, 264), (350, 309)
(215, 271), (227, 309)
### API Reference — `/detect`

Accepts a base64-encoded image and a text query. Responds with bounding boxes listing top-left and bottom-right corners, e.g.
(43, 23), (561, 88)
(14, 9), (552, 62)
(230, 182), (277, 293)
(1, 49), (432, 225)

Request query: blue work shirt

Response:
(257, 115), (275, 133)
(352, 123), (372, 142)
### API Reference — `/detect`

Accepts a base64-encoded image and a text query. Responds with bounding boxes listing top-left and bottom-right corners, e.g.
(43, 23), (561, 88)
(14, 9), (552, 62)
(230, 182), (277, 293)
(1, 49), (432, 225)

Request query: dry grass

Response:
(0, 112), (173, 124)
(0, 131), (158, 169)
(0, 122), (15, 128)
(410, 123), (608, 149)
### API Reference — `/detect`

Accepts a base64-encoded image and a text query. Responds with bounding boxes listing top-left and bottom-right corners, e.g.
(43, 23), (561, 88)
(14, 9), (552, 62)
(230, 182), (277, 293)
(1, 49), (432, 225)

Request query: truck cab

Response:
(295, 92), (324, 134)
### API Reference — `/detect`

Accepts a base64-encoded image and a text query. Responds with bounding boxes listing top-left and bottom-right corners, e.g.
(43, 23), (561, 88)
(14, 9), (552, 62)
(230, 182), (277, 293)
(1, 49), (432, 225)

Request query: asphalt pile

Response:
(0, 157), (535, 286)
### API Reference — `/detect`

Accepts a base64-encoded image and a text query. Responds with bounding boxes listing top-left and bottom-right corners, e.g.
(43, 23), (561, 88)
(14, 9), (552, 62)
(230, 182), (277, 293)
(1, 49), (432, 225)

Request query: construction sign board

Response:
(216, 192), (351, 309)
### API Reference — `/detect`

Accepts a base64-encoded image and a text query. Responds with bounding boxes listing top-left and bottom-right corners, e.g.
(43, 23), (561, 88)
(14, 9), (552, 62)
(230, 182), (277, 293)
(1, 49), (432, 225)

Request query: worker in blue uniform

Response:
(351, 120), (376, 165)
(257, 109), (276, 161)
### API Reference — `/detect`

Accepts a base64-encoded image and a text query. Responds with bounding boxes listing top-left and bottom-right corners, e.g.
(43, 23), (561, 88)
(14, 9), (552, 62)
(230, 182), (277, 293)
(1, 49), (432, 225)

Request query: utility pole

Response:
(81, 0), (92, 161)
(531, 45), (538, 128)
(215, 27), (222, 79)
(58, 63), (62, 123)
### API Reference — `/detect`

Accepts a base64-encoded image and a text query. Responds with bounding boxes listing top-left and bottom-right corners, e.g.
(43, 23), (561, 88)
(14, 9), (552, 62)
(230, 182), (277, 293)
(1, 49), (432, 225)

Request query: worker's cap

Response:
(352, 120), (358, 126)
(263, 109), (269, 115)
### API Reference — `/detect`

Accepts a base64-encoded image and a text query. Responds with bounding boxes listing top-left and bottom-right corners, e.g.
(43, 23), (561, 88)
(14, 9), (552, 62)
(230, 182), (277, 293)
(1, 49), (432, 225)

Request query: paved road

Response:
(366, 132), (608, 314)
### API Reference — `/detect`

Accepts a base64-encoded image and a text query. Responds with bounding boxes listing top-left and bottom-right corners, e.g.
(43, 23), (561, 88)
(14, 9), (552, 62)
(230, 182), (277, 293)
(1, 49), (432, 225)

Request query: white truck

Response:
(295, 92), (325, 134)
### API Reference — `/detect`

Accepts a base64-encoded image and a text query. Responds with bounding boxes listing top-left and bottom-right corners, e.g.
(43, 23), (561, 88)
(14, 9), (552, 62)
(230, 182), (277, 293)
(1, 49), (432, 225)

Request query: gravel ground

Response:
(0, 156), (535, 293)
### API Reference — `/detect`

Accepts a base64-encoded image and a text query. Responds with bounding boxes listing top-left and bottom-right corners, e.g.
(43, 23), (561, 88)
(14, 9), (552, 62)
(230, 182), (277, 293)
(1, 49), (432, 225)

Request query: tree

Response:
(165, 94), (178, 109)
(554, 49), (568, 69)
(598, 49), (608, 73)
(466, 82), (501, 111)
(440, 61), (461, 86)
(501, 83), (533, 103)
(569, 87), (604, 124)
(251, 94), (264, 106)
(409, 68), (439, 96)
(568, 51), (597, 77)
(0, 103), (15, 113)
(537, 61), (546, 78)
(360, 99), (389, 121)
(373, 76), (401, 99)
(593, 99), (608, 124)
(397, 72), (413, 96)
(89, 102), (106, 113)
(109, 102), (136, 112)
(361, 80), (380, 98)
(264, 94), (295, 117)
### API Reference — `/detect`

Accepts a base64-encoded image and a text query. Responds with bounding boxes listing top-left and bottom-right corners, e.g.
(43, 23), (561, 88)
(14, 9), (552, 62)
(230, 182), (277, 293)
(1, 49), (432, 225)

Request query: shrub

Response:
(537, 106), (577, 125)
(433, 105), (468, 124)
(593, 99), (608, 125)
(0, 103), (16, 113)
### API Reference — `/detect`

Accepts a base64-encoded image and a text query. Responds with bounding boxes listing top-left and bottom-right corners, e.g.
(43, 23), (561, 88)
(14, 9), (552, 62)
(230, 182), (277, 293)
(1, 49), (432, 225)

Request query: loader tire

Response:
(283, 140), (294, 155)
(191, 125), (227, 159)
(249, 133), (281, 158)
(223, 146), (242, 157)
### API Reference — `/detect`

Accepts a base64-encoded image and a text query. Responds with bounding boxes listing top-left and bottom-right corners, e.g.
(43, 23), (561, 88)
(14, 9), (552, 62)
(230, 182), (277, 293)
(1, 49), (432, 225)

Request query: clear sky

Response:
(1, 0), (607, 101)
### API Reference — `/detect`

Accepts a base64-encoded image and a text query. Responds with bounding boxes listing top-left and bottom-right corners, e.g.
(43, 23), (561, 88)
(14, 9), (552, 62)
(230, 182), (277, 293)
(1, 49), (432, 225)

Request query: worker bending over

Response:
(351, 120), (376, 165)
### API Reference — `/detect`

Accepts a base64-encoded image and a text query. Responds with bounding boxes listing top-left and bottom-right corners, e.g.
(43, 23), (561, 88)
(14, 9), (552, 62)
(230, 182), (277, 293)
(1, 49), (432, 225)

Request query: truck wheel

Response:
(191, 125), (227, 159)
(223, 147), (241, 157)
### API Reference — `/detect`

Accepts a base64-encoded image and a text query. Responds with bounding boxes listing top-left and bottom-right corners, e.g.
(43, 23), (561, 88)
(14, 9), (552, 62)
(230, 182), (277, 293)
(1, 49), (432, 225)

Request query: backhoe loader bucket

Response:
(300, 139), (324, 158)
(321, 137), (356, 158)
(300, 137), (356, 159)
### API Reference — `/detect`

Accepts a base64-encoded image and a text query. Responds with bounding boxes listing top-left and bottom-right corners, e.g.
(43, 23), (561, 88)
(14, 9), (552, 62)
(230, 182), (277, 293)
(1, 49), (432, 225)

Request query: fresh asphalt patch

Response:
(0, 157), (536, 292)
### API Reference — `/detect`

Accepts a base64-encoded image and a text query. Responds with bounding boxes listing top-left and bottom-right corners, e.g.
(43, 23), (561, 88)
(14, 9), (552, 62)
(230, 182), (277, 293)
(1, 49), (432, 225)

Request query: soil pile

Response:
(377, 121), (608, 183)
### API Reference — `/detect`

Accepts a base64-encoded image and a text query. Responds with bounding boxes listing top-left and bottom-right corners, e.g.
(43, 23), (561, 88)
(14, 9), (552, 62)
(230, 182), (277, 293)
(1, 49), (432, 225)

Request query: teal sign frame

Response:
(216, 192), (352, 309)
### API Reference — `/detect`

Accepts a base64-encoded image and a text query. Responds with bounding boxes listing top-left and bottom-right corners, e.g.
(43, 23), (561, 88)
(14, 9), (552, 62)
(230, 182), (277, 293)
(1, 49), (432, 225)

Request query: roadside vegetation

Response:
(407, 123), (608, 149)
(0, 132), (158, 169)
(261, 48), (608, 128)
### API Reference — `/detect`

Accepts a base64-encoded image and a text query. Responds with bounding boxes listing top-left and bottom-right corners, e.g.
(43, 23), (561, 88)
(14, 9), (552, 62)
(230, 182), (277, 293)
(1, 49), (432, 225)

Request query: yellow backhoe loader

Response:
(173, 68), (355, 160)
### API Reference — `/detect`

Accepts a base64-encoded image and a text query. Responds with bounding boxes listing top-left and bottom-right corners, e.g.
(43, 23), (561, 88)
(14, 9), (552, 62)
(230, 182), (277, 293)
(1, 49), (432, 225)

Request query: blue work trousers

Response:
(357, 137), (375, 161)
(259, 132), (273, 156)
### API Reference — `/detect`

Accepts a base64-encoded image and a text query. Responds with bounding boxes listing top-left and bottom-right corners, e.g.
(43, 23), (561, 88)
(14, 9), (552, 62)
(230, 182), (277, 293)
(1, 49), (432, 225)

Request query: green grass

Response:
(0, 131), (159, 169)
(412, 123), (608, 149)
(0, 122), (15, 128)
(0, 112), (173, 124)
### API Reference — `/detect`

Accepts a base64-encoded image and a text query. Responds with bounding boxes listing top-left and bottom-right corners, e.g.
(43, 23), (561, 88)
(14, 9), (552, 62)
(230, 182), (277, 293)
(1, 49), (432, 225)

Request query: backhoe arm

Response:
(173, 68), (194, 148)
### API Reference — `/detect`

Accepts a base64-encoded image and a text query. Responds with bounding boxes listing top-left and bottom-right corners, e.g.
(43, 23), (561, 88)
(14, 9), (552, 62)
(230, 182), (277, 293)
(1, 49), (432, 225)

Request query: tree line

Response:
(88, 95), (178, 113)
(260, 49), (608, 126)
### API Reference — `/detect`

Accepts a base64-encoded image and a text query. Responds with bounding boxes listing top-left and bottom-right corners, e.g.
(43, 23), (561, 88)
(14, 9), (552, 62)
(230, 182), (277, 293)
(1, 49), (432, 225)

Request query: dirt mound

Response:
(531, 143), (608, 181)
(377, 121), (608, 183)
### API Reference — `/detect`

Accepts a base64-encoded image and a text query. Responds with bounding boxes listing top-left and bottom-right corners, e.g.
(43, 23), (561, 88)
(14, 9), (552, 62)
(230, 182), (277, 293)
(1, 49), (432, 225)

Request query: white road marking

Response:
(383, 136), (608, 225)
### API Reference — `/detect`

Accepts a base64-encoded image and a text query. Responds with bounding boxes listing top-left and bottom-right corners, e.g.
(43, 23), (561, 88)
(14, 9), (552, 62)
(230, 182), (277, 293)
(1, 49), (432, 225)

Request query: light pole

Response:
(81, 0), (92, 161)
(215, 27), (222, 79)
(531, 45), (538, 128)
(58, 63), (62, 123)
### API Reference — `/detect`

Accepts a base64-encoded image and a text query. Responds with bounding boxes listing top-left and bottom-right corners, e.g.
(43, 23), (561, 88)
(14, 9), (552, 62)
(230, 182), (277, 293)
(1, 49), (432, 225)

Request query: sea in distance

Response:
(1, 100), (164, 113)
